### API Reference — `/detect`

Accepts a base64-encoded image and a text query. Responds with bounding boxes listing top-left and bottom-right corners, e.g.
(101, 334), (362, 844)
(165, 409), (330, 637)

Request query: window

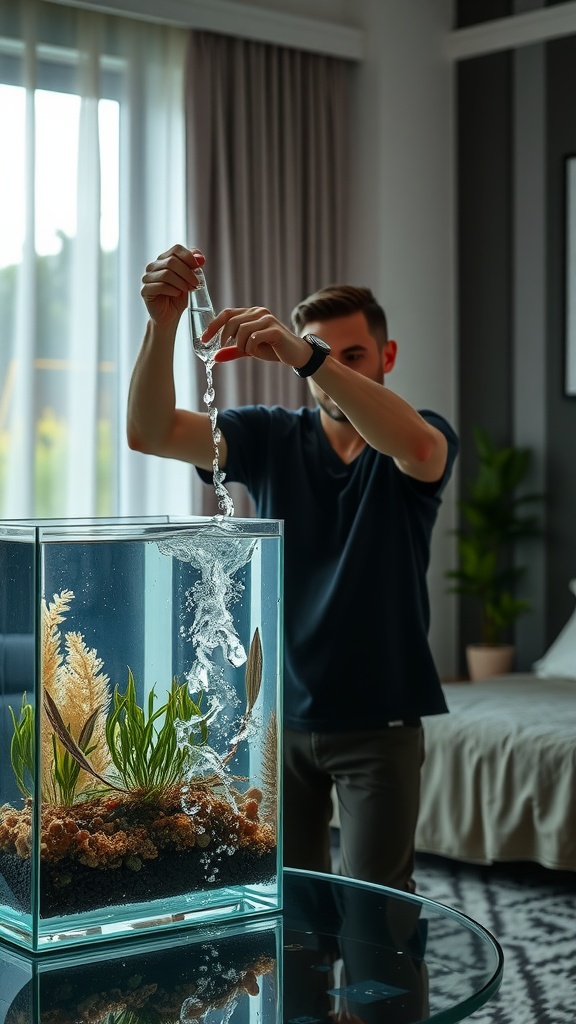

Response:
(0, 73), (121, 515)
(0, 1), (190, 519)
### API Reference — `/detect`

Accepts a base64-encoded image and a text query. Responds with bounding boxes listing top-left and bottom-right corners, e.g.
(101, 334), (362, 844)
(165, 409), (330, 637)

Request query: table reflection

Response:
(0, 868), (502, 1024)
(284, 870), (430, 1024)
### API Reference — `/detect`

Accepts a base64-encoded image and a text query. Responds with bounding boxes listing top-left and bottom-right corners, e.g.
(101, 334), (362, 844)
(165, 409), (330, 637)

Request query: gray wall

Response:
(545, 33), (576, 639)
(456, 1), (576, 671)
(457, 49), (514, 664)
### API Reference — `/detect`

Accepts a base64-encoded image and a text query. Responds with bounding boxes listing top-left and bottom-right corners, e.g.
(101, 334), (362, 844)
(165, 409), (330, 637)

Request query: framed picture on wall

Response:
(566, 155), (576, 397)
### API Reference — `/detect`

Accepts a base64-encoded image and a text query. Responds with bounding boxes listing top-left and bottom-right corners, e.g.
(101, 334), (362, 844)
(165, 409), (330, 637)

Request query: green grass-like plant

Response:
(9, 694), (34, 798)
(105, 670), (207, 796)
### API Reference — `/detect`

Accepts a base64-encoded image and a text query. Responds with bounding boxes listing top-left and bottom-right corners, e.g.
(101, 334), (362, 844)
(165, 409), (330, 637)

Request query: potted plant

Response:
(446, 426), (544, 681)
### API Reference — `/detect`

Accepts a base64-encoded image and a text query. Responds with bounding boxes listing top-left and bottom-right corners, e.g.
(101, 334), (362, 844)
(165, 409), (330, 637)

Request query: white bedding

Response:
(416, 674), (576, 871)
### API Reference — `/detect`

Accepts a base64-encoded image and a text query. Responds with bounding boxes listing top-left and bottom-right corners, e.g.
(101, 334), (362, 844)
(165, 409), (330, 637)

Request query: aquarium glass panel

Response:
(0, 524), (37, 947)
(0, 517), (283, 950)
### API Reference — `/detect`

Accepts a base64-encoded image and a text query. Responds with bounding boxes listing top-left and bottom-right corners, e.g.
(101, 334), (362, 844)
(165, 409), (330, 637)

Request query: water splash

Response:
(157, 521), (257, 800)
(158, 522), (255, 693)
(188, 267), (235, 517)
(203, 360), (235, 518)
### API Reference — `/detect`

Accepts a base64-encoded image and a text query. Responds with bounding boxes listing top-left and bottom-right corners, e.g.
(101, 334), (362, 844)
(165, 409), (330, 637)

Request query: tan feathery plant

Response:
(57, 631), (112, 785)
(41, 590), (74, 795)
(41, 590), (111, 802)
(41, 590), (74, 698)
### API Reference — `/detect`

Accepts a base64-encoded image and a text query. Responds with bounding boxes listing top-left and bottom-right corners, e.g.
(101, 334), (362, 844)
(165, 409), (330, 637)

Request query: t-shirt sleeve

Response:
(402, 409), (459, 500)
(424, 410), (459, 496)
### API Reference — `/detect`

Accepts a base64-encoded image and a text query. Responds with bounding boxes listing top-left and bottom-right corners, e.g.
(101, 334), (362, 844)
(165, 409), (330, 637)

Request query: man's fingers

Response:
(203, 307), (272, 344)
(155, 244), (205, 265)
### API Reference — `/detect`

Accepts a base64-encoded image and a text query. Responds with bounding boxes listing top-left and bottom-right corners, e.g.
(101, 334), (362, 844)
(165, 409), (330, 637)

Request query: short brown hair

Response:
(291, 284), (389, 349)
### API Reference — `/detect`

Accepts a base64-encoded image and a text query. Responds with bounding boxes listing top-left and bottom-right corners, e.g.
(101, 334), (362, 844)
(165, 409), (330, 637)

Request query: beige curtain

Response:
(185, 30), (351, 515)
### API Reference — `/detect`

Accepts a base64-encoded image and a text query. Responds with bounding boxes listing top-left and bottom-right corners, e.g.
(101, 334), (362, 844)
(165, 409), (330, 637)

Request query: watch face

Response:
(305, 334), (331, 353)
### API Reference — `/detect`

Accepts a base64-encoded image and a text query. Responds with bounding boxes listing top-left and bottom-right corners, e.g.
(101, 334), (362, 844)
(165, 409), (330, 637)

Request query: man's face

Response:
(301, 310), (396, 422)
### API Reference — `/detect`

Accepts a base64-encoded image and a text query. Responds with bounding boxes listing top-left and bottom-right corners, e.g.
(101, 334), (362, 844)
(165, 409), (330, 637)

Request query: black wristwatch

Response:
(293, 334), (331, 378)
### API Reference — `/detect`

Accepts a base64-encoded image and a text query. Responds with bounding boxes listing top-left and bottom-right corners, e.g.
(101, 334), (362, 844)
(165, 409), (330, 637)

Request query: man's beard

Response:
(316, 393), (349, 423)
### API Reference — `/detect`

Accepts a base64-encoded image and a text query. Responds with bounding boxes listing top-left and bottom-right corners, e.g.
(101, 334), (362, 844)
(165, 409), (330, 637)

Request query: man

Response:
(127, 243), (458, 893)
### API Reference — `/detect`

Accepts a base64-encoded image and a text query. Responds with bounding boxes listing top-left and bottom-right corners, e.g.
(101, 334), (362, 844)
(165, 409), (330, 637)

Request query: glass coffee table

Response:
(0, 868), (503, 1023)
(283, 868), (503, 1023)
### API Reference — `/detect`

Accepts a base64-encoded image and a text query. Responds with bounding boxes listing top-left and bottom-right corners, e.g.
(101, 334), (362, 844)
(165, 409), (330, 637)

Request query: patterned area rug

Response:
(413, 852), (576, 1024)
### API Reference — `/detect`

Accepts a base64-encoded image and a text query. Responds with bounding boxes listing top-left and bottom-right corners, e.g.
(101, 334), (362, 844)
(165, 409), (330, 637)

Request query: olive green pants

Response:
(283, 724), (425, 893)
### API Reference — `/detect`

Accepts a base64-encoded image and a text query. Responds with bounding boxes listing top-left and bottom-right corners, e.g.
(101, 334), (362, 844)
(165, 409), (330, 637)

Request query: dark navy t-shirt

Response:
(198, 405), (458, 731)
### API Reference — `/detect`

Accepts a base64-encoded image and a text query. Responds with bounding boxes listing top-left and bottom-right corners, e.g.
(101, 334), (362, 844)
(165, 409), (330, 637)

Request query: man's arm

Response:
(126, 244), (224, 472)
(311, 356), (448, 483)
(203, 306), (447, 483)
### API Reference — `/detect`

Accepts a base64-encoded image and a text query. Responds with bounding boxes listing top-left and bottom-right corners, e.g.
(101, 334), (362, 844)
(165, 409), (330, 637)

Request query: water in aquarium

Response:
(0, 516), (282, 950)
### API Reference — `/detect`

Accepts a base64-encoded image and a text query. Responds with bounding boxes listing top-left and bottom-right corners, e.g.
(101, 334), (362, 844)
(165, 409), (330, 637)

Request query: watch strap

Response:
(293, 335), (330, 379)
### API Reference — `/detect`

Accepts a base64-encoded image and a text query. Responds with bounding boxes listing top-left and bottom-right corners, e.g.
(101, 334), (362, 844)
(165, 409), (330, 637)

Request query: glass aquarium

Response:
(0, 910), (282, 1023)
(0, 516), (283, 950)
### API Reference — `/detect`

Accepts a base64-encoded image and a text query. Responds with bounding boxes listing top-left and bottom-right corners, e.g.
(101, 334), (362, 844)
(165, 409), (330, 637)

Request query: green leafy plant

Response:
(105, 671), (207, 795)
(446, 426), (545, 646)
(9, 694), (35, 798)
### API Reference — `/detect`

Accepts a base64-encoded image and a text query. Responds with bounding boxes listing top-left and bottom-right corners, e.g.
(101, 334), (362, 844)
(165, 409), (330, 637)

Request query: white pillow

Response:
(533, 579), (576, 680)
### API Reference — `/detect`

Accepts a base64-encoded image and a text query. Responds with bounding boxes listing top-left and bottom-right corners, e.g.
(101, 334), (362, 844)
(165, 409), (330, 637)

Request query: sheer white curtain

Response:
(0, 0), (194, 519)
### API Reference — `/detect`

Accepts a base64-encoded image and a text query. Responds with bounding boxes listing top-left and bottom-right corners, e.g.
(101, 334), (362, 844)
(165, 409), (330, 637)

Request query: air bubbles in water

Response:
(157, 522), (257, 808)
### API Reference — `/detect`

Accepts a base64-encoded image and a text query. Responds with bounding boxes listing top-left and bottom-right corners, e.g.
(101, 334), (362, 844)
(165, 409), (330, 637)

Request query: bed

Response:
(416, 674), (576, 872)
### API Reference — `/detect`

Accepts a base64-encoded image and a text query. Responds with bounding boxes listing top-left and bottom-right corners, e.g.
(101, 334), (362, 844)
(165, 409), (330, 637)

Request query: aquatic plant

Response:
(9, 695), (34, 798)
(35, 590), (209, 801)
(47, 702), (99, 805)
(222, 627), (263, 765)
(8, 595), (274, 815)
(245, 627), (263, 713)
(7, 590), (113, 804)
(105, 671), (207, 796)
(43, 690), (119, 803)
(41, 590), (112, 797)
(260, 710), (278, 828)
(1, 595), (278, 925)
(9, 691), (118, 804)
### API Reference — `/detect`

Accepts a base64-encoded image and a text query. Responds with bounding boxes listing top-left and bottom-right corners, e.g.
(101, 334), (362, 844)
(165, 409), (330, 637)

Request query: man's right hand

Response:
(128, 243), (217, 469)
(140, 244), (206, 326)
